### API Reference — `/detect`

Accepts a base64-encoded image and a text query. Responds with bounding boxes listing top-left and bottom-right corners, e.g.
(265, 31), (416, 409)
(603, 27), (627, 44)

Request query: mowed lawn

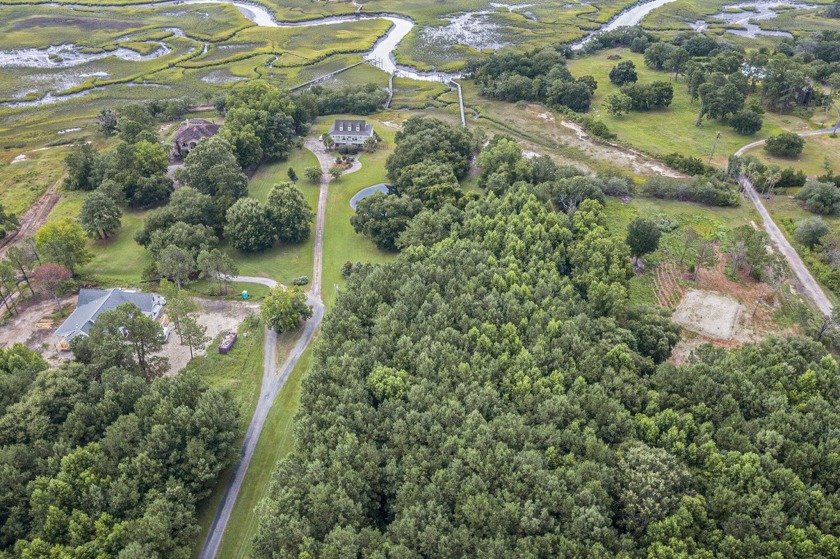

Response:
(567, 48), (821, 168)
(52, 146), (319, 287)
(746, 134), (840, 178)
(209, 338), (315, 559)
(47, 188), (153, 287)
(225, 148), (321, 287)
(310, 114), (400, 308)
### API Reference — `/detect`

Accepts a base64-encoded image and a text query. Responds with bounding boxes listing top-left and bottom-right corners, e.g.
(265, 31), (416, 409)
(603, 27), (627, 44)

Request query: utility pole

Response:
(708, 131), (721, 165)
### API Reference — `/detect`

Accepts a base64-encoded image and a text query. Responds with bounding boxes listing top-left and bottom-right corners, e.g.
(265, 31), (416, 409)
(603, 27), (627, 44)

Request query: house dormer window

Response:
(355, 124), (360, 131)
(339, 124), (344, 131)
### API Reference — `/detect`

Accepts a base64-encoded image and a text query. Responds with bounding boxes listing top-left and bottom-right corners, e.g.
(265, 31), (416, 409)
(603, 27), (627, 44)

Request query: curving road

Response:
(734, 122), (839, 316)
(198, 137), (339, 559)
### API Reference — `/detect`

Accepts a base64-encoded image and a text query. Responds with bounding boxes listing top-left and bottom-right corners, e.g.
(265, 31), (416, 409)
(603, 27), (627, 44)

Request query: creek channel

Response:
(1, 0), (683, 106)
(690, 1), (820, 39)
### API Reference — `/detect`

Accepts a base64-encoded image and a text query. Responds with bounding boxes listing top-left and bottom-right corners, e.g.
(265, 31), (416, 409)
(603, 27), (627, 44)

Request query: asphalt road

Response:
(734, 121), (839, 316)
(198, 138), (339, 559)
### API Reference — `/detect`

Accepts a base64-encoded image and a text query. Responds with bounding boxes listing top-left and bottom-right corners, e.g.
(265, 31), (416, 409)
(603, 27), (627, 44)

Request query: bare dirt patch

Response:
(661, 251), (799, 365)
(0, 296), (76, 366)
(672, 289), (742, 340)
(160, 297), (259, 375)
(8, 17), (137, 32)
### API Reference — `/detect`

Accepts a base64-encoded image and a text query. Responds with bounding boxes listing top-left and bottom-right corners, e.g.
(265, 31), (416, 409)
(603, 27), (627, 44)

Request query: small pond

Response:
(350, 184), (390, 210)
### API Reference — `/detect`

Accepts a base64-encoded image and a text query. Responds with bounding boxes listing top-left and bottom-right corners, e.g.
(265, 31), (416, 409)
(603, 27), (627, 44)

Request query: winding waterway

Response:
(571, 0), (680, 50)
(1, 0), (683, 106)
(690, 1), (820, 39)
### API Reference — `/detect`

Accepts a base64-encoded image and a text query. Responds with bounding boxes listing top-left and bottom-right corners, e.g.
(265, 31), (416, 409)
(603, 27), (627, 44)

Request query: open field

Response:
(745, 134), (840, 178)
(455, 79), (687, 179)
(0, 145), (70, 216)
(567, 48), (824, 167)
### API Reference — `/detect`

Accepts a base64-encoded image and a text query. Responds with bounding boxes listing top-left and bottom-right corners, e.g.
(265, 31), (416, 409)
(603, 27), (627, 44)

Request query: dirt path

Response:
(0, 174), (63, 258)
(198, 137), (336, 559)
(734, 126), (840, 316)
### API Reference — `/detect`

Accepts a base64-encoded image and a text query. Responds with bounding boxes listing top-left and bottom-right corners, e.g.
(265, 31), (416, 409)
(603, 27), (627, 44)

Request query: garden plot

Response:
(672, 289), (742, 339)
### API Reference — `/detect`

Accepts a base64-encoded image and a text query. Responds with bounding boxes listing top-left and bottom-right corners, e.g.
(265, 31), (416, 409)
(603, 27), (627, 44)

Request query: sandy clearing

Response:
(672, 289), (742, 340)
(160, 297), (259, 375)
(0, 296), (76, 366)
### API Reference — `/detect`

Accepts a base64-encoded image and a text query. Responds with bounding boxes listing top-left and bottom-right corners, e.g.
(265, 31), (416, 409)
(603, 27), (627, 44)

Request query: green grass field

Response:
(567, 48), (822, 168)
(210, 336), (315, 559)
(0, 145), (70, 216)
(186, 318), (263, 553)
(746, 134), (840, 177)
(221, 148), (320, 287)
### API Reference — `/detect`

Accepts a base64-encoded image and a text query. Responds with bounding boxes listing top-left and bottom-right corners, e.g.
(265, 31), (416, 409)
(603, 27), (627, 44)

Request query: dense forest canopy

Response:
(254, 171), (840, 557)
(0, 344), (238, 558)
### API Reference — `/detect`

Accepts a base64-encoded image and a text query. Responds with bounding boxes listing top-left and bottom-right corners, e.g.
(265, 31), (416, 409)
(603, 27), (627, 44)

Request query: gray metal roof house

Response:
(328, 119), (374, 146)
(54, 288), (166, 350)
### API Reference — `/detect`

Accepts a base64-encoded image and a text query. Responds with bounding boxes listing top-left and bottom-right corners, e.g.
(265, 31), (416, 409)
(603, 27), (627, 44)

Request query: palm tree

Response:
(363, 136), (377, 152)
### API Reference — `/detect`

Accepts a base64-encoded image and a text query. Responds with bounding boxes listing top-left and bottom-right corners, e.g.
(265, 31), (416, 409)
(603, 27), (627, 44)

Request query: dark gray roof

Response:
(172, 119), (220, 145)
(55, 288), (157, 341)
(329, 119), (373, 137)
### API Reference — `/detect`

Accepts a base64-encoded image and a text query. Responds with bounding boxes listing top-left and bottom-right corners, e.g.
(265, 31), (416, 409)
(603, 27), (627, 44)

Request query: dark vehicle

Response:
(218, 330), (237, 354)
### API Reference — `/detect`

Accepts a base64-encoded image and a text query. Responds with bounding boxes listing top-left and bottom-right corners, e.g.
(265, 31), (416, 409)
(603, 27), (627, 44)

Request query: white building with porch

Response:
(328, 119), (374, 146)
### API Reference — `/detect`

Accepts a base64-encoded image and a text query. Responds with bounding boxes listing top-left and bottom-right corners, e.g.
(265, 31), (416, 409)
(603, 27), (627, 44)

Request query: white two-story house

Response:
(328, 119), (374, 146)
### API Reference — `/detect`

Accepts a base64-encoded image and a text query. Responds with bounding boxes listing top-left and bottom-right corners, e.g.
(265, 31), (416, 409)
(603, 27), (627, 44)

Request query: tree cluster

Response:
(174, 135), (249, 224)
(467, 47), (597, 112)
(0, 239), (78, 317)
(253, 176), (840, 558)
(642, 175), (740, 206)
(217, 81), (311, 168)
(577, 26), (653, 54)
(796, 180), (840, 215)
(786, 214), (840, 295)
(63, 133), (173, 209)
(740, 154), (807, 195)
(297, 83), (388, 116)
(225, 183), (314, 253)
(764, 132), (806, 158)
(0, 343), (238, 558)
(97, 99), (193, 136)
(261, 287), (312, 333)
(620, 81), (674, 111)
(350, 118), (477, 251)
(0, 204), (18, 240)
